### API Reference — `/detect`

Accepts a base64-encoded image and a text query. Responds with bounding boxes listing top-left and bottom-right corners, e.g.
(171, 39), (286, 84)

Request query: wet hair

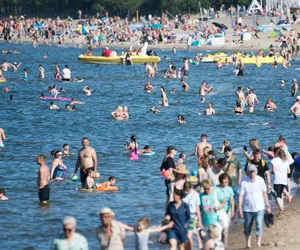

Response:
(144, 145), (151, 150)
(63, 144), (68, 148)
(130, 135), (137, 153)
(274, 147), (286, 161)
(50, 101), (54, 105)
(0, 188), (6, 195)
(160, 86), (165, 91)
(82, 137), (89, 142)
(219, 172), (230, 184)
(138, 217), (150, 227)
(108, 176), (115, 181)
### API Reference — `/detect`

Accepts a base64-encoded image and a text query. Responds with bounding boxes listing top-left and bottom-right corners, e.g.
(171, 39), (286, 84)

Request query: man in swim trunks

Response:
(290, 96), (300, 119)
(0, 127), (5, 148)
(73, 137), (98, 187)
(191, 134), (212, 158)
(291, 79), (298, 97)
(37, 155), (50, 204)
(199, 81), (213, 96)
(246, 89), (259, 113)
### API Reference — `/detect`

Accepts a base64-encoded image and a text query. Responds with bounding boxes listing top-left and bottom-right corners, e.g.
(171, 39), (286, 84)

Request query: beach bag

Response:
(214, 189), (229, 229)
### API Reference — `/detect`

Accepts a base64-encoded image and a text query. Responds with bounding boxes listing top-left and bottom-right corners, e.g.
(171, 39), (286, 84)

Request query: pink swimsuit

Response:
(130, 147), (138, 161)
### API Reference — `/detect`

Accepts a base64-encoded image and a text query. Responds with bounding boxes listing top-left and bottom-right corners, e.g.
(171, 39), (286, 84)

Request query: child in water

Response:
(177, 153), (186, 165)
(0, 188), (8, 200)
(177, 114), (186, 124)
(118, 217), (174, 250)
(138, 145), (152, 154)
(86, 173), (116, 190)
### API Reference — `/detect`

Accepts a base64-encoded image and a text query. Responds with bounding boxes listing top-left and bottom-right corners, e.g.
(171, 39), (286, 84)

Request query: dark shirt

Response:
(245, 159), (269, 180)
(160, 156), (176, 172)
(166, 201), (191, 234)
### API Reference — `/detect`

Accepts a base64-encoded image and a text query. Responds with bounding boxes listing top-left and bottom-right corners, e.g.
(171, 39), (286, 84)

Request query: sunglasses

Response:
(63, 227), (73, 232)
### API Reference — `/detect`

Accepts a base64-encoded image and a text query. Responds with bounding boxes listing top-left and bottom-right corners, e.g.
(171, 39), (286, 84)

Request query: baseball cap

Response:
(247, 164), (256, 172)
(224, 146), (232, 153)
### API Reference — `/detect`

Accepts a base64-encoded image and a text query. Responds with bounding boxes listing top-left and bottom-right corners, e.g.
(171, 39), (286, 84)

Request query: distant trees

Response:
(0, 0), (252, 17)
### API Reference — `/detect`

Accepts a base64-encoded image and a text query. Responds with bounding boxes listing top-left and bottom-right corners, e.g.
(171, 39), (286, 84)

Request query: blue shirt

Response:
(200, 188), (224, 227)
(217, 186), (234, 212)
(166, 201), (191, 234)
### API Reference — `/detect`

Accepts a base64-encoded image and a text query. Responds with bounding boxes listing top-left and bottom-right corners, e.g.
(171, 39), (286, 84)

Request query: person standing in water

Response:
(246, 89), (259, 113)
(54, 64), (60, 79)
(0, 127), (6, 148)
(182, 58), (189, 78)
(39, 65), (45, 79)
(73, 137), (98, 187)
(191, 134), (212, 158)
(125, 135), (138, 161)
(291, 79), (298, 97)
(290, 96), (300, 119)
(37, 155), (50, 204)
(199, 81), (214, 96)
(62, 65), (71, 81)
(160, 86), (169, 106)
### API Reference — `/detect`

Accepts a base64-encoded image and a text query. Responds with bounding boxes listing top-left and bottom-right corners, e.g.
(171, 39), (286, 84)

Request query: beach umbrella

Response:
(151, 24), (163, 29)
(212, 22), (228, 30)
(82, 26), (89, 35)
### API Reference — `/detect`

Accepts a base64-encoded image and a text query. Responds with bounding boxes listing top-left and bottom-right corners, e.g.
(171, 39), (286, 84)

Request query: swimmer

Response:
(82, 86), (91, 96)
(144, 81), (154, 93)
(43, 54), (47, 59)
(182, 58), (189, 78)
(70, 98), (85, 105)
(246, 89), (259, 113)
(54, 64), (60, 79)
(23, 69), (28, 81)
(124, 53), (133, 65)
(200, 97), (205, 103)
(280, 80), (285, 87)
(51, 151), (67, 180)
(50, 84), (59, 98)
(232, 100), (244, 115)
(9, 94), (13, 100)
(247, 122), (272, 126)
(1, 60), (11, 71)
(73, 77), (83, 82)
(205, 102), (216, 115)
(177, 68), (181, 78)
(264, 98), (277, 112)
(125, 135), (138, 161)
(144, 63), (154, 78)
(181, 79), (189, 92)
(39, 93), (45, 99)
(122, 106), (129, 120)
(290, 96), (300, 119)
(177, 114), (186, 124)
(199, 81), (213, 96)
(150, 107), (160, 114)
(111, 106), (124, 120)
(216, 58), (222, 70)
(63, 144), (71, 156)
(160, 87), (169, 107)
(50, 101), (60, 110)
(9, 62), (22, 72)
(291, 79), (298, 97)
(138, 145), (153, 154)
(59, 88), (66, 92)
(0, 188), (8, 200)
(72, 105), (76, 111)
(171, 88), (176, 94)
(220, 140), (230, 154)
(0, 127), (5, 148)
(65, 104), (71, 111)
(39, 65), (45, 79)
(236, 87), (246, 107)
(177, 153), (186, 165)
(233, 66), (239, 75)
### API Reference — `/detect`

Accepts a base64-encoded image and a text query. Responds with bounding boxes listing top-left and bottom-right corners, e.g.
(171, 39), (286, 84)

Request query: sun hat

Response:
(173, 164), (189, 175)
(97, 207), (115, 217)
(247, 164), (256, 172)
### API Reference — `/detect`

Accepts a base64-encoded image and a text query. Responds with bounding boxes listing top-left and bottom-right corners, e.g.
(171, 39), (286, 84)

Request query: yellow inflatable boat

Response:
(78, 54), (161, 64)
(201, 52), (228, 63)
(216, 55), (284, 64)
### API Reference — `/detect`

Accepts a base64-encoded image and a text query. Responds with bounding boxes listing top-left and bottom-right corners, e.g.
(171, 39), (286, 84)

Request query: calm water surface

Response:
(0, 43), (300, 249)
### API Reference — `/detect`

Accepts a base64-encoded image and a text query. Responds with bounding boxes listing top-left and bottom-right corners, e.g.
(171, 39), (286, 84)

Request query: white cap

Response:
(293, 79), (297, 82)
(281, 80), (285, 83)
(97, 207), (115, 217)
(297, 96), (300, 100)
(247, 164), (256, 172)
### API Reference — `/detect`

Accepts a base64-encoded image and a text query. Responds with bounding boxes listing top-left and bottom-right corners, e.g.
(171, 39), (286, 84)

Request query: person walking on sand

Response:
(51, 216), (88, 250)
(73, 137), (98, 187)
(96, 207), (126, 250)
(238, 164), (271, 249)
(0, 127), (6, 148)
(37, 155), (50, 204)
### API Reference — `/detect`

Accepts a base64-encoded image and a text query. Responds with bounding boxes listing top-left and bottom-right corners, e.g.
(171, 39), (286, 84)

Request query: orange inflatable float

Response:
(94, 183), (119, 192)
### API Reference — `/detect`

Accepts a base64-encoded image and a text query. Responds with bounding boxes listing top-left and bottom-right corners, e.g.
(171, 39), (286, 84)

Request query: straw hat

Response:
(97, 207), (115, 217)
(173, 164), (189, 175)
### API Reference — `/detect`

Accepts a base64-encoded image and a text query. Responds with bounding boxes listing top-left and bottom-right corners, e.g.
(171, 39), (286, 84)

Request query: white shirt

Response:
(183, 189), (200, 218)
(240, 176), (266, 212)
(271, 157), (289, 185)
(62, 68), (71, 79)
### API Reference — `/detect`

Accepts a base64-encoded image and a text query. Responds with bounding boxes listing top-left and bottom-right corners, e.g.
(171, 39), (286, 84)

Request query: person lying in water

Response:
(150, 107), (160, 114)
(85, 172), (115, 190)
(70, 98), (85, 105)
(138, 145), (153, 154)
